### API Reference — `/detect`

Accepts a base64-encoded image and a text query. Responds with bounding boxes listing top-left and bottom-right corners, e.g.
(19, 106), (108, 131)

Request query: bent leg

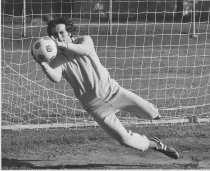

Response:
(110, 87), (159, 120)
(84, 87), (158, 152)
(92, 112), (150, 151)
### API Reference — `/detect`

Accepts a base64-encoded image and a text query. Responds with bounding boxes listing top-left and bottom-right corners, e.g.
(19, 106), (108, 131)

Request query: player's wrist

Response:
(59, 42), (68, 49)
(66, 42), (73, 49)
(40, 62), (49, 69)
(59, 42), (73, 51)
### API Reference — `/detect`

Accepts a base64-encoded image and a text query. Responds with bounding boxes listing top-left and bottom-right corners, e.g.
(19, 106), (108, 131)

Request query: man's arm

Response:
(31, 48), (62, 83)
(40, 62), (62, 83)
(52, 36), (94, 56)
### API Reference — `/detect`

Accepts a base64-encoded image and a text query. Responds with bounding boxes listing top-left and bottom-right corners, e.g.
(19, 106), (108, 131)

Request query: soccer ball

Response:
(31, 36), (57, 62)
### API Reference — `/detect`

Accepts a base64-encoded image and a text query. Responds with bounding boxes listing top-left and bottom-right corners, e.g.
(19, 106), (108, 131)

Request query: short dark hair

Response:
(47, 17), (76, 37)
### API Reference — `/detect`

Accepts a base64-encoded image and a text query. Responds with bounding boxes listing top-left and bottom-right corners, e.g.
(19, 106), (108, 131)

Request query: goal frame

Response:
(2, 0), (210, 130)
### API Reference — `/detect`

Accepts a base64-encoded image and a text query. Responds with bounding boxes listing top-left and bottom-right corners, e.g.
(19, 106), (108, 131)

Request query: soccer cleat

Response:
(150, 137), (179, 159)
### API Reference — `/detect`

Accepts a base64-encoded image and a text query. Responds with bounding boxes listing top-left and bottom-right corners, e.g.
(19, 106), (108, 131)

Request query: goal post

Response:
(2, 0), (210, 130)
(108, 0), (113, 35)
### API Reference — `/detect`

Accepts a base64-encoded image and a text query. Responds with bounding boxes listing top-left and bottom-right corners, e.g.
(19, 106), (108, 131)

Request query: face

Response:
(51, 24), (72, 43)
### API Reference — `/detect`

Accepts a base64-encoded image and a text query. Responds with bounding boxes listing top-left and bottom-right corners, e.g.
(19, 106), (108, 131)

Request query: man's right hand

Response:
(51, 36), (67, 49)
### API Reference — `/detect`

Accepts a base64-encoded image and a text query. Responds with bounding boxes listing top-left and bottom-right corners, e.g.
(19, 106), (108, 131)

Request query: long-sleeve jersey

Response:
(49, 36), (120, 106)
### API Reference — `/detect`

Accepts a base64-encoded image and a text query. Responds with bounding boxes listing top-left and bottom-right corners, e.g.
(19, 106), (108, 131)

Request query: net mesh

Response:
(2, 0), (210, 129)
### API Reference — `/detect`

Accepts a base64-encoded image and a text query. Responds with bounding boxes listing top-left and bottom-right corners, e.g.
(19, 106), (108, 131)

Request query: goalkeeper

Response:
(32, 17), (179, 159)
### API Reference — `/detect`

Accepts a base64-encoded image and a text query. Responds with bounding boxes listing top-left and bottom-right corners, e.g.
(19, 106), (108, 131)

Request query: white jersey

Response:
(49, 36), (158, 153)
(50, 36), (120, 106)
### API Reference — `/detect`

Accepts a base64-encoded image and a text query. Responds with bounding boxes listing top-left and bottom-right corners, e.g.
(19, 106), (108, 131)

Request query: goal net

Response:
(2, 0), (210, 130)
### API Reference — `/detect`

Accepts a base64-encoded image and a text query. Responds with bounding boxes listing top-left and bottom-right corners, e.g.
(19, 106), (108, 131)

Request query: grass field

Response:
(2, 17), (210, 169)
(2, 124), (210, 169)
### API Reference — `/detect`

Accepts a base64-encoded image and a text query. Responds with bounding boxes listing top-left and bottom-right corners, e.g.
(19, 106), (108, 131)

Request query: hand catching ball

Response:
(31, 36), (57, 62)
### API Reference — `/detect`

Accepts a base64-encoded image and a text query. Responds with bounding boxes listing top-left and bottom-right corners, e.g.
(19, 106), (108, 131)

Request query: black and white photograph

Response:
(1, 0), (210, 169)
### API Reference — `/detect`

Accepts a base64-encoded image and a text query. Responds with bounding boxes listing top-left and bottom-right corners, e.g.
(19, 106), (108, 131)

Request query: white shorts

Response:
(83, 87), (159, 151)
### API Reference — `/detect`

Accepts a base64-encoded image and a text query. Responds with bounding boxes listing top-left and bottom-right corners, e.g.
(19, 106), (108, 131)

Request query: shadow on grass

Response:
(2, 158), (35, 169)
(2, 158), (197, 169)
